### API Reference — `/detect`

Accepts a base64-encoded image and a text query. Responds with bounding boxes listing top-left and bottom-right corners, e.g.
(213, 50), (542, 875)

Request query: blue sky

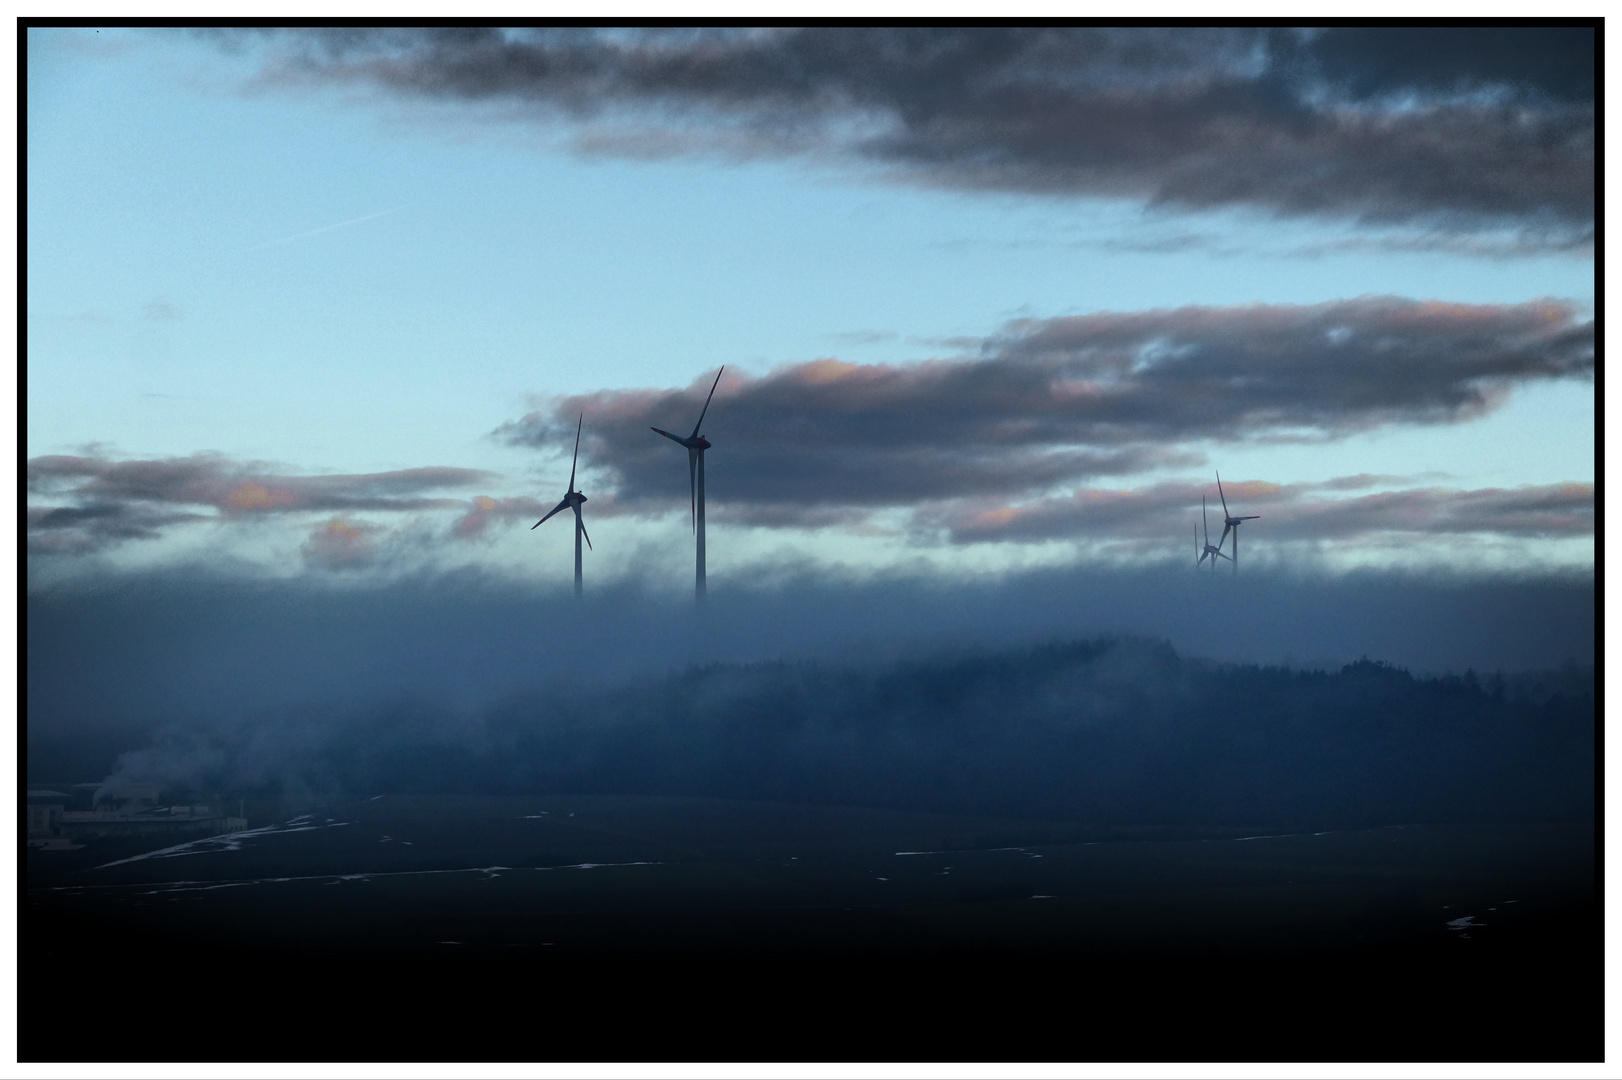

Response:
(26, 27), (1595, 591)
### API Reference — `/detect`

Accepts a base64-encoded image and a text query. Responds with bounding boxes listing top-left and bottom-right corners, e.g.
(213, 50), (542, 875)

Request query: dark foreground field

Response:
(24, 794), (1598, 1063)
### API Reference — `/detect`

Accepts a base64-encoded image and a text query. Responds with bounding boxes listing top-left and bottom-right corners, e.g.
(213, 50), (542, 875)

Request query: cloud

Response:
(826, 329), (899, 347)
(1312, 472), (1451, 492)
(1288, 224), (1596, 261)
(26, 503), (208, 556)
(27, 451), (496, 555)
(227, 27), (1593, 236)
(1302, 26), (1594, 103)
(302, 518), (386, 570)
(450, 494), (552, 538)
(936, 479), (1595, 546)
(498, 297), (1591, 525)
(1270, 483), (1594, 541)
(1099, 223), (1595, 261)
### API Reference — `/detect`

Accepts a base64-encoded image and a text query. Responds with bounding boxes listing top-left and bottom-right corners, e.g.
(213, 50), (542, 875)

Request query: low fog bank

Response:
(81, 638), (1594, 830)
(27, 565), (1592, 781)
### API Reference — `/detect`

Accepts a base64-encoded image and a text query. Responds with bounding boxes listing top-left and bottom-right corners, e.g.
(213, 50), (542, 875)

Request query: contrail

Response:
(248, 204), (409, 251)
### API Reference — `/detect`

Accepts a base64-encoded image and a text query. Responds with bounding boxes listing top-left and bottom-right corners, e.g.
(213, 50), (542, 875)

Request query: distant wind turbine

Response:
(652, 367), (723, 601)
(1196, 496), (1231, 572)
(1214, 472), (1260, 576)
(532, 414), (592, 596)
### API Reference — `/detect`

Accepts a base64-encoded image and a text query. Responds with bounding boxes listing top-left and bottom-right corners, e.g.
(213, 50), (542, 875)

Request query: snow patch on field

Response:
(96, 818), (350, 869)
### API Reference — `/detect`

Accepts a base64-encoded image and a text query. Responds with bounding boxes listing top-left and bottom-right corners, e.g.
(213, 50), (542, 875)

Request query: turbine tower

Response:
(1196, 496), (1230, 572)
(1213, 472), (1259, 576)
(532, 414), (592, 596)
(652, 366), (724, 602)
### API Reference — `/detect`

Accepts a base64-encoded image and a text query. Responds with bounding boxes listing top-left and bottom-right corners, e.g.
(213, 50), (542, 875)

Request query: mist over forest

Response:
(75, 634), (1591, 831)
(28, 565), (1594, 830)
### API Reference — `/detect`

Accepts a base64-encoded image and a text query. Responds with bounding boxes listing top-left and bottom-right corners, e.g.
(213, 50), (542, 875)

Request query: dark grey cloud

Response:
(228, 27), (1594, 234)
(498, 297), (1591, 525)
(26, 503), (208, 556)
(1301, 26), (1595, 103)
(936, 479), (1595, 546)
(27, 452), (497, 554)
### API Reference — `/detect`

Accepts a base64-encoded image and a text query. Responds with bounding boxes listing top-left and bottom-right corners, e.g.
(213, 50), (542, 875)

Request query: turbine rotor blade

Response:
(1202, 497), (1209, 545)
(651, 427), (689, 446)
(689, 366), (724, 439)
(569, 413), (582, 493)
(575, 505), (592, 551)
(1216, 472), (1230, 517)
(533, 497), (571, 528)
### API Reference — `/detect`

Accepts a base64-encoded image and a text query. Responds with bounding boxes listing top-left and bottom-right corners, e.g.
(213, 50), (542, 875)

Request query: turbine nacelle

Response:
(549, 490), (588, 508)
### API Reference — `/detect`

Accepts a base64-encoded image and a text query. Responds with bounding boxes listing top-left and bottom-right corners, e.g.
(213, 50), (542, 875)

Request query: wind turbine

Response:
(652, 367), (723, 601)
(532, 414), (592, 596)
(1197, 496), (1231, 572)
(1213, 472), (1259, 576)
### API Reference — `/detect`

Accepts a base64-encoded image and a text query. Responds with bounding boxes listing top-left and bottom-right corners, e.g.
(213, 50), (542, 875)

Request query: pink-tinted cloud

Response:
(936, 479), (1594, 546)
(499, 297), (1590, 527)
(450, 494), (552, 539)
(301, 518), (385, 570)
(27, 453), (492, 513)
(26, 451), (496, 555)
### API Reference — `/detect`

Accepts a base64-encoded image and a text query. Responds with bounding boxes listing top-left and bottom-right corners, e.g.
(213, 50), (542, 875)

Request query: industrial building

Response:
(27, 783), (247, 848)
